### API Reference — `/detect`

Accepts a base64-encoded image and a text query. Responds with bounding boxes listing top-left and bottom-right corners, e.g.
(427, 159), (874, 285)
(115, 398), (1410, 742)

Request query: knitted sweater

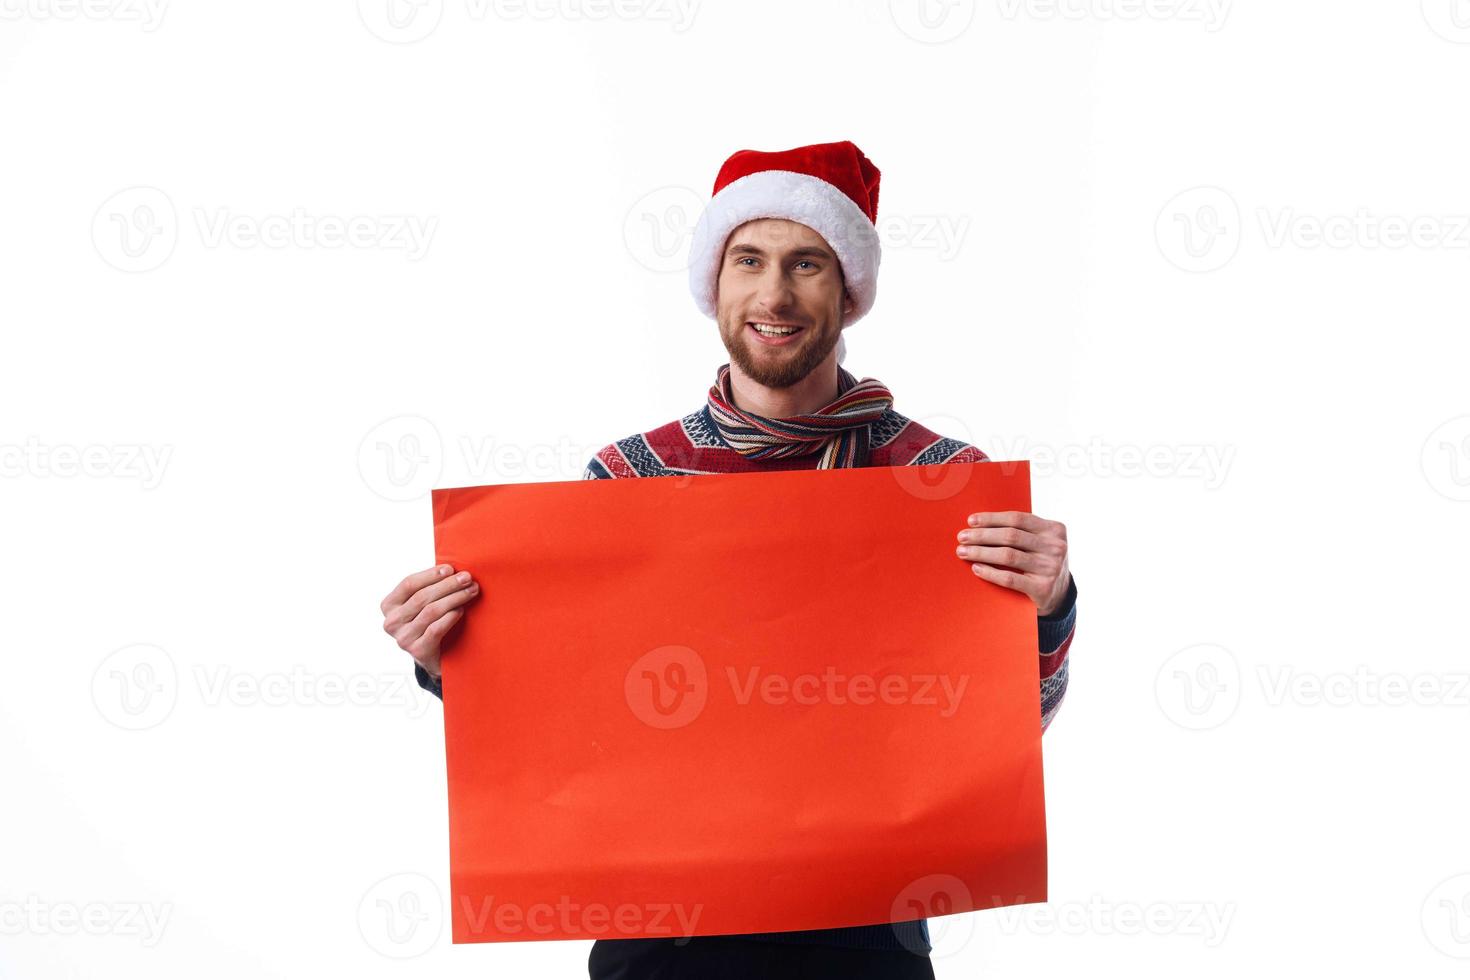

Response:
(414, 401), (1077, 955)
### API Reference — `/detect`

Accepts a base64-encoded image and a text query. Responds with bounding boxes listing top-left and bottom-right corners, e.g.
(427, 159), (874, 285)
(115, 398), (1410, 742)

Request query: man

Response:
(380, 140), (1077, 979)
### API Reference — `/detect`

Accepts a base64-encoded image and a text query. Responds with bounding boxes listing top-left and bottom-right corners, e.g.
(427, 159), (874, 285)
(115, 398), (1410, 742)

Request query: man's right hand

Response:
(381, 565), (480, 681)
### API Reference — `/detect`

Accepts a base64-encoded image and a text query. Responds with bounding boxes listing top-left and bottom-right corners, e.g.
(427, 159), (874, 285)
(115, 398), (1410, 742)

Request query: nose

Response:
(755, 270), (796, 316)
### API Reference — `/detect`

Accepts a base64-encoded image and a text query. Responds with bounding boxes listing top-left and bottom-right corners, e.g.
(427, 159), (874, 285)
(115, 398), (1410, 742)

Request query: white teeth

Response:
(752, 323), (800, 336)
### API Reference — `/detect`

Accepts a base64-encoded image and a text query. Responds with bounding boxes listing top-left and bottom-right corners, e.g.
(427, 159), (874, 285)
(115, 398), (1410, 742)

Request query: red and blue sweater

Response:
(415, 400), (1077, 955)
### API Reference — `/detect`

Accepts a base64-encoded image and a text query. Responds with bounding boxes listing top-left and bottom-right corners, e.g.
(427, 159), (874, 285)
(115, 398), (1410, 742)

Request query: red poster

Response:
(431, 460), (1046, 944)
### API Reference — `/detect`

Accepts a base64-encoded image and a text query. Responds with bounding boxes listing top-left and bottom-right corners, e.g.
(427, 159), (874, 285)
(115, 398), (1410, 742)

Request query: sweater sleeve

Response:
(1036, 574), (1076, 733)
(415, 662), (443, 700)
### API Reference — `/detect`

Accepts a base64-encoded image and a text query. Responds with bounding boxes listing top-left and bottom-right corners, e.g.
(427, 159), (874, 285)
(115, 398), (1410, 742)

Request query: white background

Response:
(3, 1), (1468, 977)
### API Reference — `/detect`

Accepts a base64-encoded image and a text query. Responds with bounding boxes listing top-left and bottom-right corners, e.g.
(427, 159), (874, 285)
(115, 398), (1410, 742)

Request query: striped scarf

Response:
(706, 362), (894, 469)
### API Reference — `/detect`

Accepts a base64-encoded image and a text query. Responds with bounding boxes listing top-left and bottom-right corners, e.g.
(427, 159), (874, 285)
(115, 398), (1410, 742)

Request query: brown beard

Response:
(719, 318), (843, 391)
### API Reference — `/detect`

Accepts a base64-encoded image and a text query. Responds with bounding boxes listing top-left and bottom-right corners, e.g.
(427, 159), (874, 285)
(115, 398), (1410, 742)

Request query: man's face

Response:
(715, 218), (855, 390)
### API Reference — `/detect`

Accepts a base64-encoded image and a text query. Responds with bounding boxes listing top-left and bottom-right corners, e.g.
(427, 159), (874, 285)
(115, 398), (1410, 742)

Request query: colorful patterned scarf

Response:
(706, 362), (895, 469)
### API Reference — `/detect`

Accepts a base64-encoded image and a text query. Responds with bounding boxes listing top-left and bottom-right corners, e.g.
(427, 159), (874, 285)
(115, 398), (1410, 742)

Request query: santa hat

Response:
(687, 140), (882, 365)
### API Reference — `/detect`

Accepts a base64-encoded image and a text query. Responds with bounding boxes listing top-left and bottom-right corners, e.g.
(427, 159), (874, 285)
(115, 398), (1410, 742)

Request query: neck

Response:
(728, 355), (841, 418)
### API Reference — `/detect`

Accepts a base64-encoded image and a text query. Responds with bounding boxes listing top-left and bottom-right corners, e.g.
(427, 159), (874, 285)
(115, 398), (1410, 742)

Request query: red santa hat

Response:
(687, 140), (882, 365)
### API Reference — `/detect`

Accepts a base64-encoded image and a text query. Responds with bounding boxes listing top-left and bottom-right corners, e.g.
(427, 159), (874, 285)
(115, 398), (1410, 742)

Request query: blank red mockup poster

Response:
(430, 460), (1047, 943)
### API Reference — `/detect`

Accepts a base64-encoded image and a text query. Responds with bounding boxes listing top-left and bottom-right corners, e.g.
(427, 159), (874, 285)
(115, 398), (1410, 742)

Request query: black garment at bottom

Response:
(588, 936), (936, 980)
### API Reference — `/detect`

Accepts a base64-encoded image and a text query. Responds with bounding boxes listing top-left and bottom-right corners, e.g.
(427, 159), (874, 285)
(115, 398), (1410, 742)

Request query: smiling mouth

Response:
(747, 321), (806, 344)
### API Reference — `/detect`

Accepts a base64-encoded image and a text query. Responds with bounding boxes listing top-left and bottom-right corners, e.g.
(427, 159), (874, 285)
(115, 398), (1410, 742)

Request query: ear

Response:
(842, 289), (856, 317)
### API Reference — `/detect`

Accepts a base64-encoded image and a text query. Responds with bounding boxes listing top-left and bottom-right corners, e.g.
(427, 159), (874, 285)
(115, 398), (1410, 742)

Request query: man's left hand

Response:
(956, 511), (1072, 617)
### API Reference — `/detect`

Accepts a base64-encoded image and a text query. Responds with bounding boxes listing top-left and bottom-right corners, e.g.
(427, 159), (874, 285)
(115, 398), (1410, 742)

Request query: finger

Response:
(383, 573), (472, 635)
(391, 581), (476, 652)
(969, 562), (1046, 604)
(410, 608), (464, 664)
(965, 511), (1050, 533)
(385, 578), (464, 640)
(956, 524), (1054, 555)
(382, 564), (456, 614)
(955, 544), (1047, 574)
(406, 580), (481, 636)
(407, 571), (478, 618)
